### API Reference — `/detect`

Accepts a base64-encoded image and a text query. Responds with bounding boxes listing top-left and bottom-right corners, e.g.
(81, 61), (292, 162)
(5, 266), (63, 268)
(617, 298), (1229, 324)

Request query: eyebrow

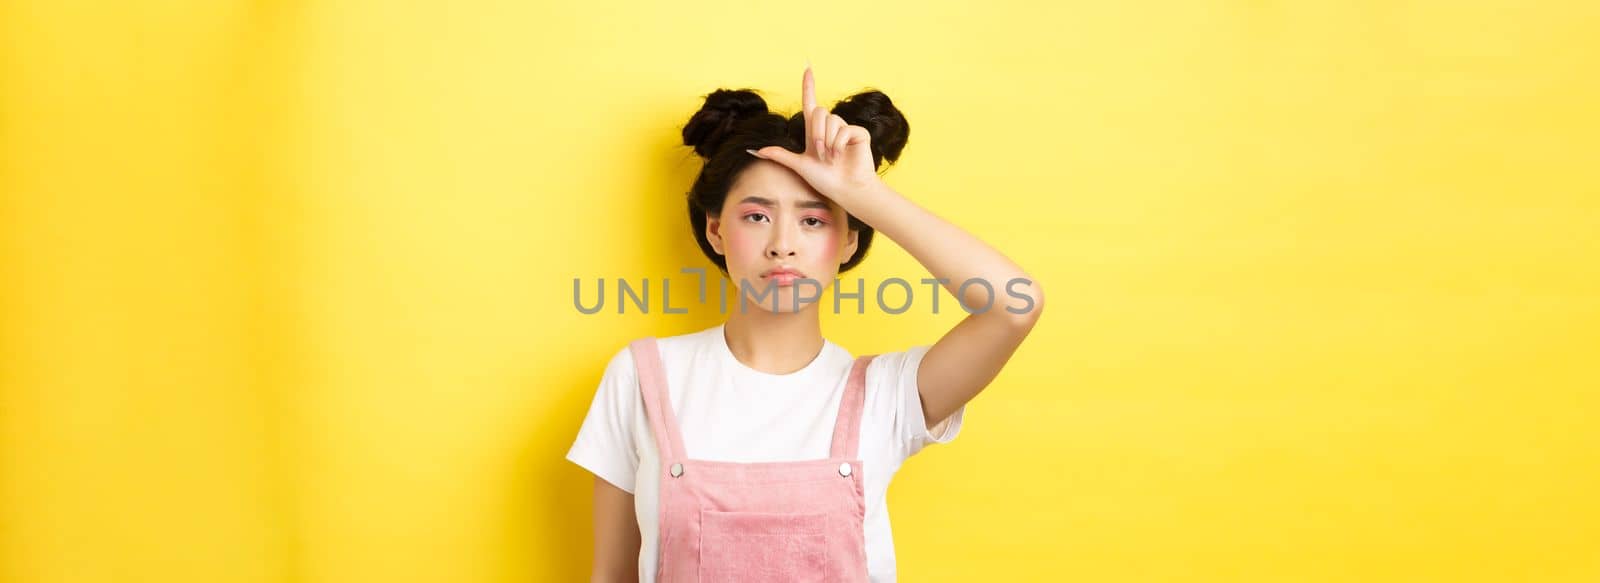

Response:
(736, 196), (832, 210)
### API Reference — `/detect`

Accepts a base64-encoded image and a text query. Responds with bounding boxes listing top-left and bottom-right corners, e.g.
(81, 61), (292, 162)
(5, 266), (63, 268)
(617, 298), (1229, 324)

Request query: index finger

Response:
(802, 63), (816, 121)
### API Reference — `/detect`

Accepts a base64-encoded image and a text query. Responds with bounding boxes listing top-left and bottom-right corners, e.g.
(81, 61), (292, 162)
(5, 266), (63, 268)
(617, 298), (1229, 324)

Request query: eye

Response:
(743, 213), (769, 223)
(802, 217), (826, 227)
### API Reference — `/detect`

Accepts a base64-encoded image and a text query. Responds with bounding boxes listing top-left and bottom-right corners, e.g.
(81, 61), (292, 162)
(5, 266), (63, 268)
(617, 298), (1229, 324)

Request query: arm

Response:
(752, 65), (1045, 432)
(846, 183), (1044, 429)
(590, 476), (641, 582)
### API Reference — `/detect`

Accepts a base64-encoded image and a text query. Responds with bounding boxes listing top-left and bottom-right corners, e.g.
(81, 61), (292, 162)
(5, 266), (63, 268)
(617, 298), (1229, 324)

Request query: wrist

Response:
(837, 177), (890, 208)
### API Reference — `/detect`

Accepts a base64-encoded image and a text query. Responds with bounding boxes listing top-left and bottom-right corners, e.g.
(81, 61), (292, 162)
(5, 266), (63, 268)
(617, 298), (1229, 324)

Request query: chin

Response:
(738, 284), (820, 314)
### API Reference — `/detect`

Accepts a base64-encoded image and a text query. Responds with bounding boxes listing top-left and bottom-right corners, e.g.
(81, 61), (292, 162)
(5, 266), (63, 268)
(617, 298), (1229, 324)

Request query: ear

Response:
(705, 212), (726, 256)
(840, 227), (859, 265)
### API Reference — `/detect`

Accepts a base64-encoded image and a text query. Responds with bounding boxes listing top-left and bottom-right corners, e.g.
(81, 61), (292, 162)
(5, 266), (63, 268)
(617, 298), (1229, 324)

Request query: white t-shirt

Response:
(565, 323), (965, 582)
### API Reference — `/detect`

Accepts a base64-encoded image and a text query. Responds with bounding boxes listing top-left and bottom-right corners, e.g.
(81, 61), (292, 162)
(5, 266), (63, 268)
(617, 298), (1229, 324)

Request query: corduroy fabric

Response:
(630, 337), (874, 582)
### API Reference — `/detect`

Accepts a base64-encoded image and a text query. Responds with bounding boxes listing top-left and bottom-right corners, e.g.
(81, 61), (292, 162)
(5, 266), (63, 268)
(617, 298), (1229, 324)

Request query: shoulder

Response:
(862, 344), (933, 385)
(855, 345), (930, 416)
(611, 325), (721, 380)
(858, 344), (963, 452)
(654, 325), (716, 357)
(600, 343), (637, 380)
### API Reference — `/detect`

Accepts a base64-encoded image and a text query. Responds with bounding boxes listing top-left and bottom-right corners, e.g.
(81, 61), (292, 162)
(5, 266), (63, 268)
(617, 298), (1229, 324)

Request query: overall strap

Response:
(829, 354), (877, 460)
(629, 338), (687, 461)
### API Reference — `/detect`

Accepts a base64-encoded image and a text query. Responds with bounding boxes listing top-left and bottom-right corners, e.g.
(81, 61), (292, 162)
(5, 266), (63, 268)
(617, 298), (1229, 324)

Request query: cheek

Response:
(818, 232), (840, 258)
(721, 225), (763, 260)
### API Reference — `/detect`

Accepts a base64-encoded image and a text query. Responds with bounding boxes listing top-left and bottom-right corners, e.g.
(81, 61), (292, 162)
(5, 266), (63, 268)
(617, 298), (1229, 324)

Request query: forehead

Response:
(728, 161), (830, 208)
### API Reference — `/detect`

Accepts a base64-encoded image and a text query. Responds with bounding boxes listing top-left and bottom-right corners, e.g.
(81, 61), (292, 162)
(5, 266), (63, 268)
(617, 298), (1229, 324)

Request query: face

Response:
(705, 159), (859, 314)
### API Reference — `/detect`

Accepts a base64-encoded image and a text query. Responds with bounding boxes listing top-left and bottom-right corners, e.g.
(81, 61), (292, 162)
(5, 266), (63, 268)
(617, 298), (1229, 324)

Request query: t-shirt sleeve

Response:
(869, 344), (965, 459)
(565, 345), (641, 495)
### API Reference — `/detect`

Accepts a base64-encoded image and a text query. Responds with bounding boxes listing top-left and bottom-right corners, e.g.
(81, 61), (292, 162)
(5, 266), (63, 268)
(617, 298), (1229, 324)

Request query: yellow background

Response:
(3, 0), (1597, 581)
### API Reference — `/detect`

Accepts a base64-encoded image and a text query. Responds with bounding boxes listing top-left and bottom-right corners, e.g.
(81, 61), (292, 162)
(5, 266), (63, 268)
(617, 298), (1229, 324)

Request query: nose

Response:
(766, 219), (797, 258)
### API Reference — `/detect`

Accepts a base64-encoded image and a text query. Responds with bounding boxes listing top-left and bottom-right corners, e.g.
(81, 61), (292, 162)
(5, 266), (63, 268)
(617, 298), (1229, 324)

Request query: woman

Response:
(566, 64), (1045, 582)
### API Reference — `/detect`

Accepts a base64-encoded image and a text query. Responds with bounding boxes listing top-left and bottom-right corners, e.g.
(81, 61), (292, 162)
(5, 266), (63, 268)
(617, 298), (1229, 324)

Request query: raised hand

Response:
(749, 64), (882, 204)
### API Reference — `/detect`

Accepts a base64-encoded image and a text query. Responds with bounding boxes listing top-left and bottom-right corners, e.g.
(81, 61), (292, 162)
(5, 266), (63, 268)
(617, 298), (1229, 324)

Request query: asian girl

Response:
(568, 64), (1044, 582)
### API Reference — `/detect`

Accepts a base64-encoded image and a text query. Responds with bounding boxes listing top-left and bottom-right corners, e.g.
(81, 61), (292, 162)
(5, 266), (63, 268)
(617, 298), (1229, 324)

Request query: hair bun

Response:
(682, 89), (769, 158)
(830, 90), (910, 167)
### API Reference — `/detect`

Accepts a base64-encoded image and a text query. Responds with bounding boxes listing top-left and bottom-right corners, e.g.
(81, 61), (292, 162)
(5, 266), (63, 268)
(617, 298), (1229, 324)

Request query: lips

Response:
(762, 266), (806, 279)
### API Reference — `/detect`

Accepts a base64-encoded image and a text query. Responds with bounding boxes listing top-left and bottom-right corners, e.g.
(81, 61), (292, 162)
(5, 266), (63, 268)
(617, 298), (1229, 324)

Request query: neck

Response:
(722, 296), (824, 375)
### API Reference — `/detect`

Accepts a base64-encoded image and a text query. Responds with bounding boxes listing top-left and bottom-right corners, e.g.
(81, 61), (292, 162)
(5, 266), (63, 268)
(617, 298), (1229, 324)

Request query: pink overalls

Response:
(630, 337), (876, 582)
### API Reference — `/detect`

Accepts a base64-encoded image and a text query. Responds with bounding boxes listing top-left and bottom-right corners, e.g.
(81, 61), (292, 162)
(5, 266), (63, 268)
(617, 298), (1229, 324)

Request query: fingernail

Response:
(745, 148), (763, 159)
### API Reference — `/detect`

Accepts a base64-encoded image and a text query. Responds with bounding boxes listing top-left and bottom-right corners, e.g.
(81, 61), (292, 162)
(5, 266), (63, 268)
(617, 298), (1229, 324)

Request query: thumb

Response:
(749, 147), (805, 170)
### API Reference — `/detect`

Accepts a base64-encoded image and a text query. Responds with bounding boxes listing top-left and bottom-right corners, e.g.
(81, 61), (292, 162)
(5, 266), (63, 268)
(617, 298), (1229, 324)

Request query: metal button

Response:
(838, 462), (852, 477)
(670, 463), (684, 478)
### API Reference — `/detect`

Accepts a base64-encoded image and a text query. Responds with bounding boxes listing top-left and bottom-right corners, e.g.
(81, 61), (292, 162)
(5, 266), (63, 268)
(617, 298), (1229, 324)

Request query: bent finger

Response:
(830, 124), (853, 160)
(825, 114), (846, 160)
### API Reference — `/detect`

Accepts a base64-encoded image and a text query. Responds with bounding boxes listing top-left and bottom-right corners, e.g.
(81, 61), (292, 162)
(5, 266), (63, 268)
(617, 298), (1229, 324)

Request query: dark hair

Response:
(680, 87), (910, 274)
